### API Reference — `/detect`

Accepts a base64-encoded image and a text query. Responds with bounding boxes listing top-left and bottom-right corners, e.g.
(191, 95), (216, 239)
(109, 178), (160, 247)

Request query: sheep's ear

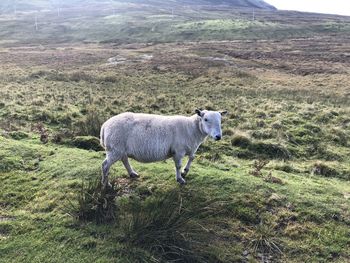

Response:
(195, 109), (203, 117)
(220, 110), (228, 116)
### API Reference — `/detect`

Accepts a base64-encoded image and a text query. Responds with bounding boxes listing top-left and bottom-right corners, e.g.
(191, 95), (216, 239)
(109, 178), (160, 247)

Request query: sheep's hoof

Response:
(177, 177), (186, 185)
(181, 169), (189, 178)
(102, 181), (112, 189)
(130, 172), (139, 179)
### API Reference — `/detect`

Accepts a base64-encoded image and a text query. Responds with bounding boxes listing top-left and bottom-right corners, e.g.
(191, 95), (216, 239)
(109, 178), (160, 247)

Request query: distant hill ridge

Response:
(124, 0), (276, 10)
(0, 0), (276, 12)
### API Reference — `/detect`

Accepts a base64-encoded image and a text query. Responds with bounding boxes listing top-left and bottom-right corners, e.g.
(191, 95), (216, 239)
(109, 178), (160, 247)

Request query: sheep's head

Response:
(195, 109), (227, 140)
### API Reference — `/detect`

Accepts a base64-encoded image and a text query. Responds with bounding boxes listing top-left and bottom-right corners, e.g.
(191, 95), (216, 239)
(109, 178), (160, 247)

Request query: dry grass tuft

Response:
(250, 159), (269, 177)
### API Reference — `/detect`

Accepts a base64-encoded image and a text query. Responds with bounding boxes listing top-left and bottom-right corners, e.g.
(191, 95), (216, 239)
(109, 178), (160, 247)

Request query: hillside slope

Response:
(0, 0), (349, 47)
(0, 0), (276, 12)
(125, 0), (276, 9)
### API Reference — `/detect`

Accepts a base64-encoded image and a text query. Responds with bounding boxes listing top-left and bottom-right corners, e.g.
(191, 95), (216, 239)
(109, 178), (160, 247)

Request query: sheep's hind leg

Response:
(122, 156), (139, 178)
(101, 151), (121, 188)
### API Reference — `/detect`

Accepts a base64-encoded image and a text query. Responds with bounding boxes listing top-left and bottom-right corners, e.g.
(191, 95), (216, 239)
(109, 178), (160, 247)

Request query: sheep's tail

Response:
(100, 125), (105, 149)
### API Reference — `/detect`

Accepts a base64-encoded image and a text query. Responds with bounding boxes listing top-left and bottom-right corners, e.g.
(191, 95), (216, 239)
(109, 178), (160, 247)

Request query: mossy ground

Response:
(1, 2), (350, 263)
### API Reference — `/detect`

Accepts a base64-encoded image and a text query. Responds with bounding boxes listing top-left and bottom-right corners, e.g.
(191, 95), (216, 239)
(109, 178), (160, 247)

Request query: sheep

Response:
(100, 109), (227, 187)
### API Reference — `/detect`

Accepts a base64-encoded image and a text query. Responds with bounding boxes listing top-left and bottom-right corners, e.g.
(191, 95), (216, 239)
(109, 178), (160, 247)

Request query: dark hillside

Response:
(0, 0), (276, 12)
(125, 0), (276, 9)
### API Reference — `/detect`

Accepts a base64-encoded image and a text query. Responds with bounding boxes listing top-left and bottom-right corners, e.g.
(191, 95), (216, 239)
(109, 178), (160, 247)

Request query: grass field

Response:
(0, 2), (350, 262)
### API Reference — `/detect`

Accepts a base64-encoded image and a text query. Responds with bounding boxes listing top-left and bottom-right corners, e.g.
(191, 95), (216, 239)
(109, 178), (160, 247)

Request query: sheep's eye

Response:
(204, 118), (208, 122)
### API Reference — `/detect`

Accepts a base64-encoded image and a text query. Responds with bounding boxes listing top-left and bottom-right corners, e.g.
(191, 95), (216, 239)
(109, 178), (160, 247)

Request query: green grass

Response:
(0, 134), (349, 262)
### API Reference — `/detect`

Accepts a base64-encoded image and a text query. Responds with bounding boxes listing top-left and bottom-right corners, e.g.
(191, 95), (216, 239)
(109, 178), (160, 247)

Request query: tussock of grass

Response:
(233, 139), (291, 160)
(67, 179), (118, 224)
(231, 133), (251, 148)
(272, 162), (299, 174)
(8, 131), (29, 140)
(311, 161), (343, 179)
(71, 136), (103, 151)
(119, 188), (225, 262)
(248, 221), (283, 255)
(75, 106), (105, 137)
(249, 142), (291, 160)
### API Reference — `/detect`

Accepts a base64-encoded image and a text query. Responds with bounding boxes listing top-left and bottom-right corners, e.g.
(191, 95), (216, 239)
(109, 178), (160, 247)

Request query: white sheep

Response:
(100, 109), (227, 186)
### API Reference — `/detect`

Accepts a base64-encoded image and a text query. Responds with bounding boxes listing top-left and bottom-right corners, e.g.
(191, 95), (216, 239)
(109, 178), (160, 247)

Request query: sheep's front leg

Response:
(173, 154), (186, 185)
(181, 154), (195, 178)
